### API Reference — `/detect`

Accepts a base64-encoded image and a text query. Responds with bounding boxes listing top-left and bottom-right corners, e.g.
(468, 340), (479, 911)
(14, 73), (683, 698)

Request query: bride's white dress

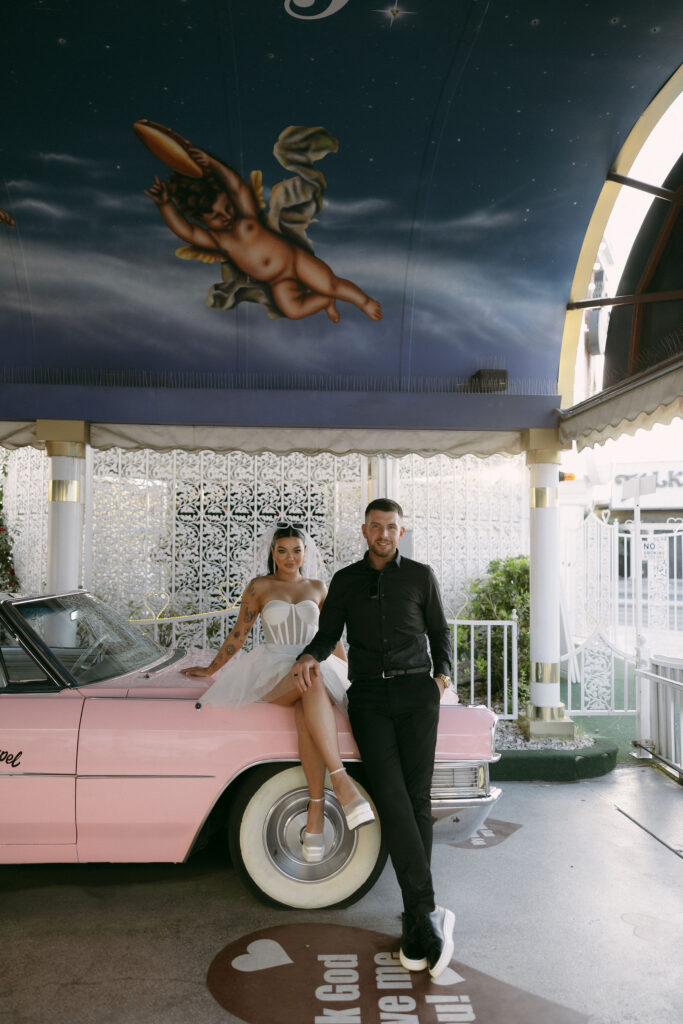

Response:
(199, 599), (349, 709)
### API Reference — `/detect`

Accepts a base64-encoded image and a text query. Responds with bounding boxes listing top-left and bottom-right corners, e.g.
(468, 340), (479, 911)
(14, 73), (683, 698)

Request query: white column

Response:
(529, 460), (561, 708)
(35, 420), (89, 594)
(524, 430), (574, 737)
(47, 451), (84, 592)
(367, 454), (399, 502)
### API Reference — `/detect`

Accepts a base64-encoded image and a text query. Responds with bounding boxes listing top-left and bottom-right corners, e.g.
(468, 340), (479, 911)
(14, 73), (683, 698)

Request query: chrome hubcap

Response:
(263, 787), (357, 882)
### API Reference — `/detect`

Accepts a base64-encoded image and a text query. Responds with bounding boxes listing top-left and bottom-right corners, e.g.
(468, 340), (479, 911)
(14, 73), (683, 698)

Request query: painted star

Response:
(374, 5), (416, 28)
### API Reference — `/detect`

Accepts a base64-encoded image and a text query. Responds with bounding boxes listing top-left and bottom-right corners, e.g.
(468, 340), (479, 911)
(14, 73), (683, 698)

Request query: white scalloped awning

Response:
(0, 419), (525, 458)
(88, 424), (526, 458)
(559, 359), (683, 450)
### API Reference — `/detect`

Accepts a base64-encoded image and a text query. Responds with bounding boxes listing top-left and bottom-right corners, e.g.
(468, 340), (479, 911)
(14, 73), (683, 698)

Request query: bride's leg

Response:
(293, 701), (326, 835)
(269, 674), (365, 809)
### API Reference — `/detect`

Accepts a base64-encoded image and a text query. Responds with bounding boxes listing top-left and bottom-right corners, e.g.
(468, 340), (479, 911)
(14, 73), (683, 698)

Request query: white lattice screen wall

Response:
(397, 453), (529, 617)
(2, 447), (530, 627)
(2, 446), (50, 595)
(87, 449), (368, 619)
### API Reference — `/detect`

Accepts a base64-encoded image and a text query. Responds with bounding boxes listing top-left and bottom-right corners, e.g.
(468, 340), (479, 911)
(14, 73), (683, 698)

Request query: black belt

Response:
(354, 666), (431, 681)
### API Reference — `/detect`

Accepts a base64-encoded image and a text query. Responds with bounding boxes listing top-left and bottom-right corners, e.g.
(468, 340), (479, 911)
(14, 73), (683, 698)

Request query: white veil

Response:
(252, 522), (324, 581)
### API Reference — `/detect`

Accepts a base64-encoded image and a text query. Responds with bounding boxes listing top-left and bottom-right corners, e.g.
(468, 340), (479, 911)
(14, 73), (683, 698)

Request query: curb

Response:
(490, 738), (618, 782)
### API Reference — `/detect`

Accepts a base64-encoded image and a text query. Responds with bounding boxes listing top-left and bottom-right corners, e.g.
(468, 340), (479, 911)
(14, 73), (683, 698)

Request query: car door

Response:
(0, 615), (82, 859)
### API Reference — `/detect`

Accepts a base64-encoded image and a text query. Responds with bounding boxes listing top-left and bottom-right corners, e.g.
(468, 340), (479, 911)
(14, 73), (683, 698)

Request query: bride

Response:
(180, 522), (374, 862)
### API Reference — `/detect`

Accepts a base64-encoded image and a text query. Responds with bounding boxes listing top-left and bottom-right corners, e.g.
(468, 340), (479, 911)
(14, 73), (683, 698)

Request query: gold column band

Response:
(45, 440), (86, 458)
(48, 480), (81, 503)
(525, 702), (567, 722)
(531, 661), (560, 683)
(530, 486), (559, 508)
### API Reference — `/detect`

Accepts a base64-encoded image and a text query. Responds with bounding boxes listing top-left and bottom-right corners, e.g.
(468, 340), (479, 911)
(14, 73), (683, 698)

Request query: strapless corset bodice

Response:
(260, 600), (319, 645)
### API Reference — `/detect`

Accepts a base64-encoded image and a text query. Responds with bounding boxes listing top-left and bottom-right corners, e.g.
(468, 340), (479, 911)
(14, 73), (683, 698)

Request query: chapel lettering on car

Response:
(0, 749), (22, 768)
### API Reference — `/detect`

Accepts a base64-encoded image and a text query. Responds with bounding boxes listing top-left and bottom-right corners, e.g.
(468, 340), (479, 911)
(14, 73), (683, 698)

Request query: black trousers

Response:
(347, 672), (440, 918)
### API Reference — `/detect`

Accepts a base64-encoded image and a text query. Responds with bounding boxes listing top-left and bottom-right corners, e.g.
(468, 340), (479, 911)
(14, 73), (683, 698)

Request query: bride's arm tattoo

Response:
(208, 586), (260, 670)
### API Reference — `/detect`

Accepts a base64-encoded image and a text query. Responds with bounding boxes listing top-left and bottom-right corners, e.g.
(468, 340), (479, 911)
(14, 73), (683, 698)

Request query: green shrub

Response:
(457, 555), (530, 704)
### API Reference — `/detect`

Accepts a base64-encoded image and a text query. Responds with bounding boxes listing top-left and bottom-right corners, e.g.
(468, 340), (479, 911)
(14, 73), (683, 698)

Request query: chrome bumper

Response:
(429, 759), (501, 843)
(431, 787), (502, 844)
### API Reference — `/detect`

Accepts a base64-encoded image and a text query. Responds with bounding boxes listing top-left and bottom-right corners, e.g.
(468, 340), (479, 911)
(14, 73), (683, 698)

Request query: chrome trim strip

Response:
(432, 789), (502, 809)
(1, 773), (214, 780)
(76, 774), (215, 780)
(0, 772), (75, 778)
(142, 648), (187, 674)
(434, 756), (500, 764)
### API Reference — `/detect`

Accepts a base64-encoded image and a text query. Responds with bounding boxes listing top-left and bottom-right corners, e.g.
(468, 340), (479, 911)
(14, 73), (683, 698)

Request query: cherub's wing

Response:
(249, 170), (267, 211)
(175, 245), (223, 264)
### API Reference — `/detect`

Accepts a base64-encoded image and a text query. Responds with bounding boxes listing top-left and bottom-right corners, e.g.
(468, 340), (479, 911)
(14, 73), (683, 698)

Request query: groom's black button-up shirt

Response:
(300, 551), (452, 683)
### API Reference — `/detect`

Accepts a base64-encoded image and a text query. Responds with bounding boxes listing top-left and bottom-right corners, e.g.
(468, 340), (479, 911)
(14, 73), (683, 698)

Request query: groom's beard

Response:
(366, 539), (397, 561)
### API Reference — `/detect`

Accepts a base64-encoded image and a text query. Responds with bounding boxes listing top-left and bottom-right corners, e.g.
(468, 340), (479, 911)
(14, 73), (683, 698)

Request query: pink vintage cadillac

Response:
(0, 591), (500, 909)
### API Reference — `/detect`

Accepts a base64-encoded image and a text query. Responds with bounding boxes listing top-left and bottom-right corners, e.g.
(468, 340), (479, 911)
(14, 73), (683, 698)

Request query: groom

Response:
(296, 498), (455, 978)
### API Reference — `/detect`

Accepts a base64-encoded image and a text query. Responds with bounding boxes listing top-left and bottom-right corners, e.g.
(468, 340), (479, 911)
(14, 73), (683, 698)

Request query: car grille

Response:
(431, 761), (489, 799)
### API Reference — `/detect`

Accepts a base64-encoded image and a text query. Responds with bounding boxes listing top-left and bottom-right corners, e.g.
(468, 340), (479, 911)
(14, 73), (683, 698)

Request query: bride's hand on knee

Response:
(291, 662), (318, 694)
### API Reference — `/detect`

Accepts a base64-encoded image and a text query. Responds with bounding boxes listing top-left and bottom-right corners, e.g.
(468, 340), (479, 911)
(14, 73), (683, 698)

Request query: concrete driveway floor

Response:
(1, 764), (681, 1024)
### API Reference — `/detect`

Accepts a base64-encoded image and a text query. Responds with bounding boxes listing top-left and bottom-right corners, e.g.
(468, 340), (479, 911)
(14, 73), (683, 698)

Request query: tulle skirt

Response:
(195, 642), (349, 710)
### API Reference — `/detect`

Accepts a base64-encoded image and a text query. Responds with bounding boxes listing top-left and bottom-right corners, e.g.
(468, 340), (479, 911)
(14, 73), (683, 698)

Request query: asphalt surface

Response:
(1, 765), (681, 1024)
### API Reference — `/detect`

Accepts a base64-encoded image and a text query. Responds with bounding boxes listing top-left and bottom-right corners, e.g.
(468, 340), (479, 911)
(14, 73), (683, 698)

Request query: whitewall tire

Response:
(228, 764), (386, 910)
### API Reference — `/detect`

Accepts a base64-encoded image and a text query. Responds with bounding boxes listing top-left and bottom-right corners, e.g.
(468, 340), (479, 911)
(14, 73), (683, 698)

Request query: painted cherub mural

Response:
(136, 121), (382, 323)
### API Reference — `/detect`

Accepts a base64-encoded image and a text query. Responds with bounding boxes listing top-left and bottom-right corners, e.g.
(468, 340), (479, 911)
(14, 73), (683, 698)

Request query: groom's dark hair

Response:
(364, 498), (403, 519)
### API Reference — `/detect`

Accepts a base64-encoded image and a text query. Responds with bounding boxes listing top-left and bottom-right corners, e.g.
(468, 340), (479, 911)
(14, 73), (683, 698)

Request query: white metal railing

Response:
(635, 659), (683, 779)
(451, 614), (519, 720)
(131, 599), (520, 720)
(129, 589), (251, 651)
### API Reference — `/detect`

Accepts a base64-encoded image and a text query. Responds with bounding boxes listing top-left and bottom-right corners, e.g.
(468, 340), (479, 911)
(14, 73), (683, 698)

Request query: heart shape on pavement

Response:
(430, 966), (466, 986)
(231, 939), (294, 973)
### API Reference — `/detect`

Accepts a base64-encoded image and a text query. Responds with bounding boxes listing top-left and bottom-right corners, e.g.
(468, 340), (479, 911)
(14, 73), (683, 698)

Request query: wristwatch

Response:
(434, 673), (452, 689)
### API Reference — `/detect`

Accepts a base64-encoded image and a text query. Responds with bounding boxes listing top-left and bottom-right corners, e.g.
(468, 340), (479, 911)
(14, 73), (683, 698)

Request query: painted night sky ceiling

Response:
(1, 0), (681, 429)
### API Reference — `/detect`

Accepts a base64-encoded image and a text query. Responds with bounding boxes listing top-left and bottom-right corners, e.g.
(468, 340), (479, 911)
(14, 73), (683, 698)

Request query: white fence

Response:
(561, 512), (683, 716)
(130, 589), (244, 652)
(133, 602), (520, 720)
(562, 513), (683, 648)
(635, 657), (683, 779)
(452, 615), (519, 720)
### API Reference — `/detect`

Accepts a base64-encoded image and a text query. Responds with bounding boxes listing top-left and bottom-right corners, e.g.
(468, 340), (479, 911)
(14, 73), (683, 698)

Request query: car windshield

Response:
(12, 592), (166, 685)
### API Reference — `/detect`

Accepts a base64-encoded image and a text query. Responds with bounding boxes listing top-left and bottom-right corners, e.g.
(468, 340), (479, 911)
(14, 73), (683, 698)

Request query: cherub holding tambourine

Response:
(136, 120), (382, 324)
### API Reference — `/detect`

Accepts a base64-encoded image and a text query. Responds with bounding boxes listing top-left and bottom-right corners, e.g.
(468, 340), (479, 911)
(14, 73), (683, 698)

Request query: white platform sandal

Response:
(301, 797), (326, 863)
(329, 767), (375, 830)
